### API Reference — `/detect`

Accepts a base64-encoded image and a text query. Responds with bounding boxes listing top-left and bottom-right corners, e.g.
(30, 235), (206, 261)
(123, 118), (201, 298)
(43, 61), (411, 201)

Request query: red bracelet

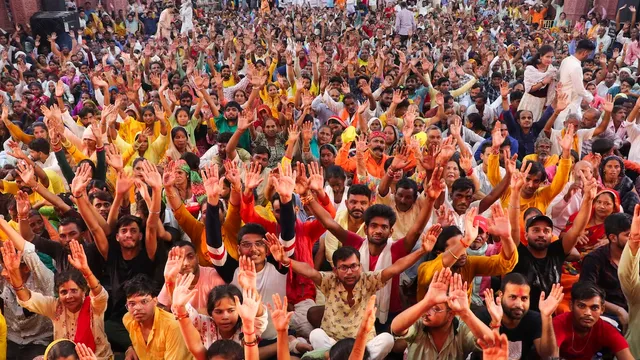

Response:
(466, 168), (473, 176)
(243, 329), (255, 336)
(174, 312), (189, 321)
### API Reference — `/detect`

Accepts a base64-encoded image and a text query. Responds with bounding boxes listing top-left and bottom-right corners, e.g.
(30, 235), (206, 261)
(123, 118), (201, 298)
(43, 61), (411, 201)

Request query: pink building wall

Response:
(0, 0), (129, 32)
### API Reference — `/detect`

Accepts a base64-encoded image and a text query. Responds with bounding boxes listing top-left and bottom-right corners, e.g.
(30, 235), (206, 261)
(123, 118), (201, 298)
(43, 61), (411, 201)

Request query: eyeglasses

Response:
(239, 240), (266, 249)
(337, 263), (361, 272)
(126, 297), (153, 310)
(425, 306), (448, 315)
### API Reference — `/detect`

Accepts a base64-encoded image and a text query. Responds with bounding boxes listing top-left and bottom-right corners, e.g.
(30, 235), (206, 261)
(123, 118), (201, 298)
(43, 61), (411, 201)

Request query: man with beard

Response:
(325, 184), (371, 266)
(157, 242), (225, 314)
(580, 213), (632, 330)
(313, 169), (443, 337)
(269, 229), (438, 359)
(75, 161), (165, 354)
(510, 165), (597, 312)
(489, 116), (573, 215)
(336, 131), (416, 179)
(553, 281), (633, 360)
(376, 149), (426, 240)
(321, 91), (360, 127)
(212, 101), (250, 150)
(476, 273), (561, 359)
(391, 268), (495, 359)
(522, 137), (556, 169)
(123, 274), (193, 360)
(417, 200), (518, 302)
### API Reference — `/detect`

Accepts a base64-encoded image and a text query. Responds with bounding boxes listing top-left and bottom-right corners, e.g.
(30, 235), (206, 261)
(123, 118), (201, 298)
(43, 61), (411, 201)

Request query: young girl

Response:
(172, 275), (267, 359)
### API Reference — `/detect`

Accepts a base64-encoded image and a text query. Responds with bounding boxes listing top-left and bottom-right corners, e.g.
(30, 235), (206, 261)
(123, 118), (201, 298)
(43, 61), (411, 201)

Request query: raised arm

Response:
(72, 163), (109, 260)
(266, 233), (322, 286)
(562, 174), (597, 254)
(138, 160), (162, 261)
(381, 224), (441, 283)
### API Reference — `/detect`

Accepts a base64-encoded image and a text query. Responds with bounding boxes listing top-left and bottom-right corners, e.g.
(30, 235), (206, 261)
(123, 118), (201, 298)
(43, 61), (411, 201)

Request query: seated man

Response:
(269, 236), (438, 360)
(476, 273), (560, 359)
(553, 281), (633, 360)
(391, 268), (494, 359)
(580, 213), (632, 330)
(122, 274), (193, 360)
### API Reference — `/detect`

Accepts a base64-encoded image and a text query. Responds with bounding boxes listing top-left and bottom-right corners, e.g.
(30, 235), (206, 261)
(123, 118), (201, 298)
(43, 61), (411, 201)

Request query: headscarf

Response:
(174, 159), (206, 204)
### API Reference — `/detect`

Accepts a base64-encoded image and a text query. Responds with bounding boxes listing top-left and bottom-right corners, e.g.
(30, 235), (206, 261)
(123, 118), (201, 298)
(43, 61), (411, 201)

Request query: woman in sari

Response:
(557, 188), (620, 313)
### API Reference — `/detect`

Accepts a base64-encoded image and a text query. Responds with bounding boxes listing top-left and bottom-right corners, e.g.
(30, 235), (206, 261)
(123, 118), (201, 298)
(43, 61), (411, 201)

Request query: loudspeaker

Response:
(42, 0), (66, 11)
(30, 11), (80, 51)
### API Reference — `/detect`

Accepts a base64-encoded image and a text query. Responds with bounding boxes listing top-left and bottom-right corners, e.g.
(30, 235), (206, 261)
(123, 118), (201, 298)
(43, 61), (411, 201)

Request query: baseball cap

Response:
(525, 215), (553, 230)
(474, 216), (488, 233)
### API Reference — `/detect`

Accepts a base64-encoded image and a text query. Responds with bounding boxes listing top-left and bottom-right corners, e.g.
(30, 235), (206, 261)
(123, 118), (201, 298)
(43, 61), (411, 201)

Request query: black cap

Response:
(525, 215), (554, 230)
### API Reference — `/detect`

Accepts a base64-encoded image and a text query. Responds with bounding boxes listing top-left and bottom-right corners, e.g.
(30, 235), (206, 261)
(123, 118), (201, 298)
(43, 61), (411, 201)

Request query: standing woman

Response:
(1, 239), (113, 360)
(518, 45), (557, 122)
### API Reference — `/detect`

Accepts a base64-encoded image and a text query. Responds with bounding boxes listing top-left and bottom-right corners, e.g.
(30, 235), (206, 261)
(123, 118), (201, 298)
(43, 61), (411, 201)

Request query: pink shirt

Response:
(158, 267), (225, 314)
(625, 41), (640, 66)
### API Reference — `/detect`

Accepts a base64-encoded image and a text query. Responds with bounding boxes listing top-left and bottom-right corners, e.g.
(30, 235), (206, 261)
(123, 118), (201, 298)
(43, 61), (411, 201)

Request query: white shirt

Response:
(549, 128), (595, 157)
(596, 34), (612, 54)
(556, 56), (593, 129)
(625, 121), (640, 163)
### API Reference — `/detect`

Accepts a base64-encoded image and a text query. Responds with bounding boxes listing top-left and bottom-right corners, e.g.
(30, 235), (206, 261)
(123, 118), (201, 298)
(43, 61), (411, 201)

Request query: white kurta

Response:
(555, 56), (593, 129)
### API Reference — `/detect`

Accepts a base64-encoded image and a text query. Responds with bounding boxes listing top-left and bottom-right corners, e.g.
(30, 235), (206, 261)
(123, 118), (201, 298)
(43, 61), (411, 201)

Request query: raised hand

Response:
(8, 140), (28, 161)
(510, 163), (531, 193)
(201, 164), (223, 204)
(483, 288), (503, 326)
(426, 167), (445, 200)
(55, 80), (65, 98)
(223, 160), (241, 189)
(307, 161), (324, 193)
(269, 294), (294, 333)
(424, 267), (451, 304)
(105, 144), (124, 172)
(139, 160), (162, 190)
(163, 161), (177, 188)
(301, 121), (313, 144)
(630, 204), (640, 251)
(238, 109), (256, 131)
(435, 136), (456, 167)
(164, 246), (185, 283)
(265, 232), (290, 265)
(16, 160), (37, 188)
(459, 152), (473, 173)
(478, 332), (509, 360)
(463, 207), (479, 243)
(67, 240), (90, 275)
(15, 190), (31, 219)
(244, 162), (264, 191)
(538, 283), (564, 317)
(491, 121), (506, 149)
(602, 94), (614, 114)
(422, 224), (442, 253)
(234, 287), (262, 324)
(486, 203), (511, 239)
(288, 124), (300, 144)
(559, 124), (575, 153)
(237, 255), (257, 291)
(274, 162), (296, 203)
(356, 134), (368, 154)
(447, 273), (469, 313)
(0, 240), (22, 274)
(173, 272), (197, 309)
(71, 163), (92, 198)
(76, 343), (98, 360)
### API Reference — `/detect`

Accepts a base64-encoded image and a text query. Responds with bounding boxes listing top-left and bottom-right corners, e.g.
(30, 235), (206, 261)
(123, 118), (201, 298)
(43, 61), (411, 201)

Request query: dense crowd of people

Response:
(0, 0), (639, 359)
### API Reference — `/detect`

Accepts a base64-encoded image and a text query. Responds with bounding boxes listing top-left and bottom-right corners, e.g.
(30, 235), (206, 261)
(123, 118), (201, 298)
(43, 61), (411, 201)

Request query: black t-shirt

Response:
(475, 308), (542, 360)
(102, 236), (166, 320)
(511, 241), (566, 311)
(31, 234), (104, 276)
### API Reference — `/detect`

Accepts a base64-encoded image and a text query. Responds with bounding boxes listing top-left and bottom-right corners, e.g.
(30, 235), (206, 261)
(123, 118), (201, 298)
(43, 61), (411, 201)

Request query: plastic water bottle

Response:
(592, 352), (603, 360)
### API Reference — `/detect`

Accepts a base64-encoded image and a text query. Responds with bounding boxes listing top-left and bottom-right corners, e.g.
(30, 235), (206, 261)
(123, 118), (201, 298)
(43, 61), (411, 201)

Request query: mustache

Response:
(373, 146), (384, 152)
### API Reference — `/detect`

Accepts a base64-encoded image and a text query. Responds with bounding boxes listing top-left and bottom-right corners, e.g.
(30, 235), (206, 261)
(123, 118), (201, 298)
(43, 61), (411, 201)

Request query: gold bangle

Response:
(447, 249), (459, 260)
